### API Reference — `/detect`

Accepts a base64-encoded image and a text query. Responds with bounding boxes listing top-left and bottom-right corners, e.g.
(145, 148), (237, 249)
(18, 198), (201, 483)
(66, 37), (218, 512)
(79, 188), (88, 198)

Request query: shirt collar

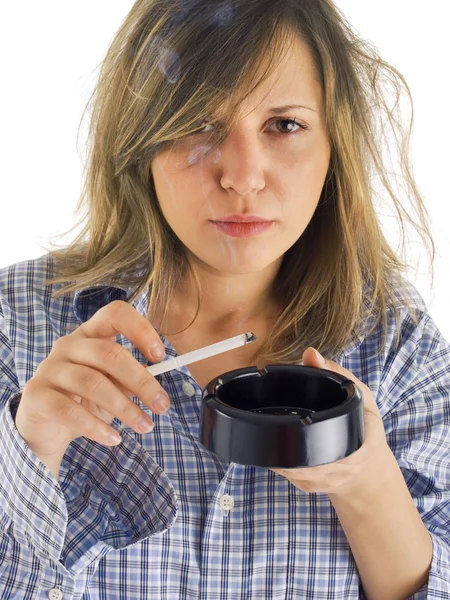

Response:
(73, 283), (150, 324)
(71, 281), (375, 359)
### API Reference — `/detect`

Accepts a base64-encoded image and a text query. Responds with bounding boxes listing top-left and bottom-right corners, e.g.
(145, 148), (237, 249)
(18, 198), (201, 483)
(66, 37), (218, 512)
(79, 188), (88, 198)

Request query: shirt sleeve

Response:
(379, 308), (450, 599)
(0, 300), (179, 599)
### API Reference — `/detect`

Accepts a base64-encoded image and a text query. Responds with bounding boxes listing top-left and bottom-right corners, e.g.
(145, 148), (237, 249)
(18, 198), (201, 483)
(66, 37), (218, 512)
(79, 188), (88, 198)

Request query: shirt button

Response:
(219, 494), (235, 514)
(48, 588), (63, 600)
(182, 381), (196, 397)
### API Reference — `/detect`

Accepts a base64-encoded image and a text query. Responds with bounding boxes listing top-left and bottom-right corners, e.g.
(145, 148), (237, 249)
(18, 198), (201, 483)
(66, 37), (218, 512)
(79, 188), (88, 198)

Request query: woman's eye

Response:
(197, 122), (215, 134)
(270, 118), (308, 135)
(192, 117), (308, 136)
(192, 120), (221, 135)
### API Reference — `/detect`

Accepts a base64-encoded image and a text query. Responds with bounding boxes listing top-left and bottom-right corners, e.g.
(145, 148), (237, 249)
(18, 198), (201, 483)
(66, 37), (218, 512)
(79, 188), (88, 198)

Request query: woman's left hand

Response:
(270, 347), (392, 496)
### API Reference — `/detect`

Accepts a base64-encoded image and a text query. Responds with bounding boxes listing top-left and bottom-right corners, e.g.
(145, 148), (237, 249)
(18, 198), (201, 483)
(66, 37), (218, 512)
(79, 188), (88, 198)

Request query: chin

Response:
(210, 256), (280, 275)
(186, 242), (285, 275)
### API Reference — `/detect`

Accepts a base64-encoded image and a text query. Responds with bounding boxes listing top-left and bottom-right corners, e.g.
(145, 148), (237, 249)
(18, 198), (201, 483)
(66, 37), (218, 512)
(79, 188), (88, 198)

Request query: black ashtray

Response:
(199, 364), (364, 468)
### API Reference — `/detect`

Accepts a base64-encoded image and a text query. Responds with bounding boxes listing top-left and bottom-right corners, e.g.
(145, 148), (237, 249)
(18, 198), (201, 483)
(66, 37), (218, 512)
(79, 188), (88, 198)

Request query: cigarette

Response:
(146, 332), (257, 377)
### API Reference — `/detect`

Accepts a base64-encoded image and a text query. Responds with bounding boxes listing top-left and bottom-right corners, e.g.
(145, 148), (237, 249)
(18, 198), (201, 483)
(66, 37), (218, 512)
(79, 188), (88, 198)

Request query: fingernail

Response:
(136, 415), (155, 433)
(105, 430), (122, 445)
(153, 393), (170, 413)
(150, 342), (165, 360)
(314, 349), (325, 366)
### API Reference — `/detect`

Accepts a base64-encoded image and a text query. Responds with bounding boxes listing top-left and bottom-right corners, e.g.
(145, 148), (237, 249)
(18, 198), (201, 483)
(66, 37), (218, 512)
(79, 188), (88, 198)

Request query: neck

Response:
(163, 257), (283, 336)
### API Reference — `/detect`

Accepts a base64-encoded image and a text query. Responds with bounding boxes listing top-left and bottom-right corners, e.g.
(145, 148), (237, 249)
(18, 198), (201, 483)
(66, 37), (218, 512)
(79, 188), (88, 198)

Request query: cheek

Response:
(151, 153), (197, 218)
(282, 143), (330, 200)
(160, 165), (219, 226)
(151, 161), (215, 249)
(276, 160), (326, 213)
(151, 156), (174, 209)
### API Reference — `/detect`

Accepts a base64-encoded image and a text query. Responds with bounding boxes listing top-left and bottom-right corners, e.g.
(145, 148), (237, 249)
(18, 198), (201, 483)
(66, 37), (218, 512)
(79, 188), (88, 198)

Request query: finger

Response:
(38, 361), (156, 434)
(53, 336), (170, 415)
(29, 386), (123, 446)
(72, 300), (166, 363)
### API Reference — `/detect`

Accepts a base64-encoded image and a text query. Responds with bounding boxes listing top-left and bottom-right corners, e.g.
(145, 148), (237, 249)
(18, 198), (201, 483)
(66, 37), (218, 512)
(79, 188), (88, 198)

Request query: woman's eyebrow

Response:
(268, 104), (317, 114)
(212, 103), (318, 122)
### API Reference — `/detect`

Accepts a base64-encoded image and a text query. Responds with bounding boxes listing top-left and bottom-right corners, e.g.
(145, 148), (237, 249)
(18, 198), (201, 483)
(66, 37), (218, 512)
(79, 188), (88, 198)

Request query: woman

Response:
(0, 0), (448, 598)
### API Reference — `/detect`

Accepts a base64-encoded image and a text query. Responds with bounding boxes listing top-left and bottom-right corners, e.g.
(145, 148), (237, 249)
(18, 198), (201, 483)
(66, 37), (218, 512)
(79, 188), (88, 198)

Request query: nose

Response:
(218, 130), (266, 196)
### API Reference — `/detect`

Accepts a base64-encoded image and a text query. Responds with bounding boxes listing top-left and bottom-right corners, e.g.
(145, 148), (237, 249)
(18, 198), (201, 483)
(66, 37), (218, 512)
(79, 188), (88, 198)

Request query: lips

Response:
(212, 220), (273, 238)
(213, 214), (271, 223)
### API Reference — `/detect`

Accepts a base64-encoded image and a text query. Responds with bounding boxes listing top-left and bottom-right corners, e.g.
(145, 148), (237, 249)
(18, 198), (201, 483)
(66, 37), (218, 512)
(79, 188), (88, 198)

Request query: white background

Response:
(1, 1), (449, 339)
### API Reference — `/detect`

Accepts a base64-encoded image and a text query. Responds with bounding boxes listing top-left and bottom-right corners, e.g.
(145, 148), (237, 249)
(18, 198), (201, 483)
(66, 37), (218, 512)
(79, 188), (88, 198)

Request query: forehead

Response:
(215, 34), (322, 120)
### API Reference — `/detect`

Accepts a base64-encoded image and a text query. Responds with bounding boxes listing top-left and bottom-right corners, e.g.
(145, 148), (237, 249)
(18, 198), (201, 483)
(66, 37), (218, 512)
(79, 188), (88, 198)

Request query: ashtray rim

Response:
(201, 363), (359, 425)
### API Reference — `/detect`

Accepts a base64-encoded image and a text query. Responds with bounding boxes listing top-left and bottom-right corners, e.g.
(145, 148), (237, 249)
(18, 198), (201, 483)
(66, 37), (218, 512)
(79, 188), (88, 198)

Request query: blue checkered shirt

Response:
(0, 253), (449, 599)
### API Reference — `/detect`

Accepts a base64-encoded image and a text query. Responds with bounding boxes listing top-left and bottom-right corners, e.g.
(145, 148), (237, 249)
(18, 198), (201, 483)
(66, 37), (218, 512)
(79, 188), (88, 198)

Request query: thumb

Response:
(302, 347), (375, 410)
(302, 347), (326, 368)
(302, 347), (353, 382)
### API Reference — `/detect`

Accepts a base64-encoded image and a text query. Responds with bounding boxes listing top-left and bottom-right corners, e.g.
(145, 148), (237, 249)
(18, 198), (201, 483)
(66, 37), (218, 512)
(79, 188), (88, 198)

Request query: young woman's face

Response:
(151, 35), (331, 276)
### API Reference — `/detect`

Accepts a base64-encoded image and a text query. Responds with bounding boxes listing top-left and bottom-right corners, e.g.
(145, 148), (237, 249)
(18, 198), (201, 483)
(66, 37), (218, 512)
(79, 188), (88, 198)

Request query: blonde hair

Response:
(42, 0), (435, 365)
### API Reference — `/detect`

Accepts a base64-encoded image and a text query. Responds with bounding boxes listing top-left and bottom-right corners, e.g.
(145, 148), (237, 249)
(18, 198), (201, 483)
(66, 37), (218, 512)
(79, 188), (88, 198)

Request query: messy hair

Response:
(42, 0), (435, 365)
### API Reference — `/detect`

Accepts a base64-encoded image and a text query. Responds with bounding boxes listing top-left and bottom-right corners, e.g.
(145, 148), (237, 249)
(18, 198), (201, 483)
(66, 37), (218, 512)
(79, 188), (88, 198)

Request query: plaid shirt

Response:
(0, 253), (449, 599)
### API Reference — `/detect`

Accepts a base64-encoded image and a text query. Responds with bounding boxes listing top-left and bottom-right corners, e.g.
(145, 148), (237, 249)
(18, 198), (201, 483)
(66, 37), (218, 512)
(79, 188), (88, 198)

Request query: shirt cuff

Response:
(0, 391), (179, 575)
(0, 391), (68, 561)
(57, 420), (179, 573)
(408, 531), (450, 599)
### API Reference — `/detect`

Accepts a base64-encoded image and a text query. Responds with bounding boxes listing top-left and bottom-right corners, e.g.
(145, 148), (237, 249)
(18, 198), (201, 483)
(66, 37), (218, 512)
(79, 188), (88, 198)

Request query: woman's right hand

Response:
(14, 300), (171, 479)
